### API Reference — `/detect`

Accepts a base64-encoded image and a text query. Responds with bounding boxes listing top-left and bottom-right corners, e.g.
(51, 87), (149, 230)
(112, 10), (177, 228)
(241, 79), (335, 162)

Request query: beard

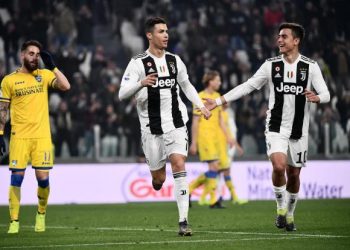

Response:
(23, 58), (38, 72)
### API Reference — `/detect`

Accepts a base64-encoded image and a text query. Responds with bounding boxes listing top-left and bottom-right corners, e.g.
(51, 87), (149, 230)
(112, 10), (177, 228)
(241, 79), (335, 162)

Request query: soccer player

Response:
(217, 103), (247, 205)
(204, 23), (330, 231)
(189, 70), (232, 208)
(119, 17), (211, 236)
(0, 40), (70, 234)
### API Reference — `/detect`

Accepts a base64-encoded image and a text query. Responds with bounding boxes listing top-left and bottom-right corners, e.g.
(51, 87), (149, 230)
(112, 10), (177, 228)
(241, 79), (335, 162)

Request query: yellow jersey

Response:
(218, 108), (233, 142)
(0, 69), (56, 138)
(193, 91), (222, 134)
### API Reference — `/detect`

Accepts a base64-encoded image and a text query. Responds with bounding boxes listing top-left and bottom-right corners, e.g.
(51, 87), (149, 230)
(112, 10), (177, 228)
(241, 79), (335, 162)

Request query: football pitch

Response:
(0, 199), (349, 249)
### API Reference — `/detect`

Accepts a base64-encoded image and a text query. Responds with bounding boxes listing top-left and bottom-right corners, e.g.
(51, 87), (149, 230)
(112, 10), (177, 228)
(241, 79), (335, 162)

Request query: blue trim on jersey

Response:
(32, 166), (53, 170)
(224, 176), (232, 181)
(9, 168), (26, 172)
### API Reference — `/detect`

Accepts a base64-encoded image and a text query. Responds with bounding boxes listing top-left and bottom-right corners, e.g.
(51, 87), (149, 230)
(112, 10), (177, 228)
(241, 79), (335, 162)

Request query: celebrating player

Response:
(0, 40), (70, 234)
(119, 17), (211, 236)
(204, 23), (330, 231)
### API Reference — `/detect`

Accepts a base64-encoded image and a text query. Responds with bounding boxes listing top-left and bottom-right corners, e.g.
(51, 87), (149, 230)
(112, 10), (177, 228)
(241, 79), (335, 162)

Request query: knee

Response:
(37, 178), (50, 188)
(272, 161), (286, 175)
(172, 162), (185, 173)
(11, 174), (24, 187)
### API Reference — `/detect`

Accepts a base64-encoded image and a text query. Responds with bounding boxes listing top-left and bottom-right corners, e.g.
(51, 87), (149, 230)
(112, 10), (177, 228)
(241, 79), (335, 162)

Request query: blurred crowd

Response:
(0, 0), (349, 158)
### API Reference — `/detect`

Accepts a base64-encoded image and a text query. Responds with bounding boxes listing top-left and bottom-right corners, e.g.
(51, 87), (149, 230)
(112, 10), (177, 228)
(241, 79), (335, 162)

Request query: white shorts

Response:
(265, 132), (308, 168)
(141, 126), (188, 171)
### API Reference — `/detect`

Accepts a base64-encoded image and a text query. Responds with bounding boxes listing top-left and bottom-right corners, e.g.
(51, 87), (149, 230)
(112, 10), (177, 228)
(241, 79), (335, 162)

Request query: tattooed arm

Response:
(0, 102), (9, 133)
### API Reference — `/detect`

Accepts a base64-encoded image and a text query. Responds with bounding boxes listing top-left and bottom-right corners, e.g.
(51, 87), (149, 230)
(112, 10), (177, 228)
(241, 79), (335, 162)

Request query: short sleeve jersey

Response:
(0, 69), (56, 138)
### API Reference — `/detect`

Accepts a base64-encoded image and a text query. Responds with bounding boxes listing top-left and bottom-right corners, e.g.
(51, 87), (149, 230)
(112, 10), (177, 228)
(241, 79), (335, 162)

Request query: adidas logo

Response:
(148, 68), (156, 73)
(274, 73), (282, 78)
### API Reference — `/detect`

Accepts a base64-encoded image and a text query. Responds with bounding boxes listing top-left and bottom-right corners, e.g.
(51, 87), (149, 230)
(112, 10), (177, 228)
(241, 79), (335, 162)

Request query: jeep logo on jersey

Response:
(276, 82), (304, 95)
(152, 77), (176, 88)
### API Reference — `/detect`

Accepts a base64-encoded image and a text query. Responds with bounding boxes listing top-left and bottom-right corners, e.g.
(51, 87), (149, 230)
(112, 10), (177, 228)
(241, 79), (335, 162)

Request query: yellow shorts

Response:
(197, 133), (220, 162)
(9, 137), (54, 171)
(218, 140), (231, 170)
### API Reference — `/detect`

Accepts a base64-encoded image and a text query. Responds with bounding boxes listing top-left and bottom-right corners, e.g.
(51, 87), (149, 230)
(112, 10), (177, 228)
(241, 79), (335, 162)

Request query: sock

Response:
(199, 179), (209, 202)
(189, 173), (206, 194)
(37, 178), (50, 214)
(224, 176), (238, 201)
(9, 174), (24, 221)
(273, 185), (286, 214)
(9, 186), (21, 221)
(173, 171), (189, 223)
(286, 191), (298, 220)
(202, 171), (218, 205)
(216, 174), (225, 198)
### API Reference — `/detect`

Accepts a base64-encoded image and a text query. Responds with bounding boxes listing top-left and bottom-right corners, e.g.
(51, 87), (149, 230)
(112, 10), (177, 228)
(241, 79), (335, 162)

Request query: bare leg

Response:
(150, 165), (166, 191)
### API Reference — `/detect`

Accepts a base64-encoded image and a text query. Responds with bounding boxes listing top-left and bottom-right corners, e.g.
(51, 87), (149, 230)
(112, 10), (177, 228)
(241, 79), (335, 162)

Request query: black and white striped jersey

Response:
(120, 50), (190, 135)
(223, 54), (330, 139)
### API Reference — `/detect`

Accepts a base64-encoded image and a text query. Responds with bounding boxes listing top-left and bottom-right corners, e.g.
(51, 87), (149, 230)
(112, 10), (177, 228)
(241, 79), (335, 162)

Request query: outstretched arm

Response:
(178, 79), (211, 119)
(204, 62), (269, 110)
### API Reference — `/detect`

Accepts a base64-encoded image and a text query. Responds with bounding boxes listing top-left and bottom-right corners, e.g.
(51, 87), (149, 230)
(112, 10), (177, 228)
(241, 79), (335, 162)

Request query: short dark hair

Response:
(21, 40), (42, 52)
(145, 17), (166, 33)
(279, 22), (305, 47)
(202, 70), (220, 87)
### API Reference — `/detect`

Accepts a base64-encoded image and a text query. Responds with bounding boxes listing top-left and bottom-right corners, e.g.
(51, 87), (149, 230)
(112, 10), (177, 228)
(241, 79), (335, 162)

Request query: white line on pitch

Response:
(0, 236), (320, 249)
(0, 224), (347, 238)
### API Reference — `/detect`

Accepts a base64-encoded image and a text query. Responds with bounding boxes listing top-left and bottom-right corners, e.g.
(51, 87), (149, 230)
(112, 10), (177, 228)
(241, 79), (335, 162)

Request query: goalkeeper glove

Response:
(0, 134), (6, 156)
(40, 50), (56, 70)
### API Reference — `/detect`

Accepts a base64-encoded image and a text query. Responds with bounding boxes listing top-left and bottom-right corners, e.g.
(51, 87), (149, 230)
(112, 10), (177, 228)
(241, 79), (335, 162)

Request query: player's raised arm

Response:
(40, 51), (70, 91)
(204, 62), (269, 111)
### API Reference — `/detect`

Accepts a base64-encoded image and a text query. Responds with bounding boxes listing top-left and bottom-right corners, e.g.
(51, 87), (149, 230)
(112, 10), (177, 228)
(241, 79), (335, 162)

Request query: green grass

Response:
(0, 199), (350, 249)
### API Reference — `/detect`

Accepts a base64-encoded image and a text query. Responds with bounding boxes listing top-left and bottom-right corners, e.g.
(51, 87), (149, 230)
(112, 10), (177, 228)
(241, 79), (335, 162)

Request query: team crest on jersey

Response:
(300, 69), (307, 81)
(275, 66), (280, 72)
(169, 62), (176, 74)
(35, 75), (42, 82)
